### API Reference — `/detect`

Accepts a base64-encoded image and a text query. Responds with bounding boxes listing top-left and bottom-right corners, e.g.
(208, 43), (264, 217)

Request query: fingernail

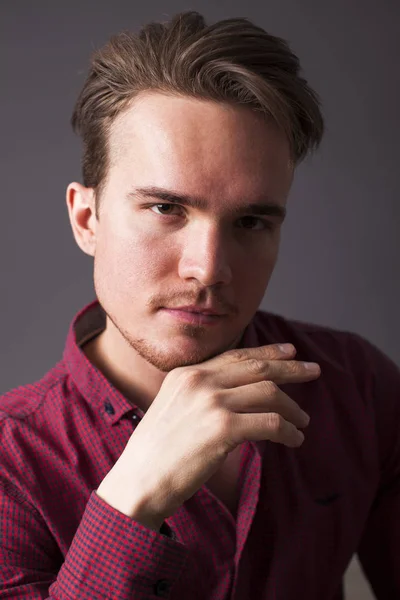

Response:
(304, 362), (320, 372)
(278, 344), (295, 354)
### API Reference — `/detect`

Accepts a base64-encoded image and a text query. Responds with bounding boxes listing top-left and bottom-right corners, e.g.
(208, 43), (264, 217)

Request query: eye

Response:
(238, 216), (274, 231)
(149, 203), (182, 216)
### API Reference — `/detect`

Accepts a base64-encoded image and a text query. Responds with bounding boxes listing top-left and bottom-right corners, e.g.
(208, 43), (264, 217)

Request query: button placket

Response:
(104, 401), (115, 415)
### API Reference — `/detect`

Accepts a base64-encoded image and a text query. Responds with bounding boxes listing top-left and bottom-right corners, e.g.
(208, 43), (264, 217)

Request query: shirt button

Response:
(153, 579), (171, 597)
(132, 413), (140, 422)
(104, 401), (115, 415)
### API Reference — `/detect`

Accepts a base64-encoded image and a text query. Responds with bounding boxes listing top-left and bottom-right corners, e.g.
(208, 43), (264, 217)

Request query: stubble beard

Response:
(109, 311), (241, 372)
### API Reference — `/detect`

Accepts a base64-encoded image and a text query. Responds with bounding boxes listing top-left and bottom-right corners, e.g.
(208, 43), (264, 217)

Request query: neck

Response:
(82, 326), (167, 414)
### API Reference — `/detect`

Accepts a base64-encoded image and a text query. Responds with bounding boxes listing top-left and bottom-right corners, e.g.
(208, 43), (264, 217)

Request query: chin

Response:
(131, 335), (233, 373)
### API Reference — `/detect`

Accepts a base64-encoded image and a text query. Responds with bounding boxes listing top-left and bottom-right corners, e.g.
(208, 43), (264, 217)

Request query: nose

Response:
(177, 222), (233, 287)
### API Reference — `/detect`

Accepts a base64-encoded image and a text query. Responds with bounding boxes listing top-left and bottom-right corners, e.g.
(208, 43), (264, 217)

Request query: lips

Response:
(160, 308), (225, 326)
(166, 306), (223, 316)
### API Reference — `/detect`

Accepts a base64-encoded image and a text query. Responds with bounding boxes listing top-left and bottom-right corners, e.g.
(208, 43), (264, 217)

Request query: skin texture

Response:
(66, 92), (294, 413)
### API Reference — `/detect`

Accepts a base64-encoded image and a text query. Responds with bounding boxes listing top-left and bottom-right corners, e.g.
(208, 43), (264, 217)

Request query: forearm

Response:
(1, 485), (188, 600)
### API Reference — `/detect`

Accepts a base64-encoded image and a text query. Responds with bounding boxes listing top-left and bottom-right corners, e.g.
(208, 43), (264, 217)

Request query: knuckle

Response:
(283, 360), (297, 374)
(246, 358), (264, 375)
(227, 348), (247, 362)
(266, 412), (284, 433)
(209, 389), (225, 407)
(260, 379), (278, 396)
(293, 360), (304, 374)
(178, 367), (204, 387)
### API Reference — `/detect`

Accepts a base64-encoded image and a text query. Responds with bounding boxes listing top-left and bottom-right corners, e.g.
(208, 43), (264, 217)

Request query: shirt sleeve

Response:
(0, 486), (189, 599)
(351, 335), (400, 599)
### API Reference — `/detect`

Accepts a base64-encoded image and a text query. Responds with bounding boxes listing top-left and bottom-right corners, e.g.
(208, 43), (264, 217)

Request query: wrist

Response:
(96, 474), (165, 531)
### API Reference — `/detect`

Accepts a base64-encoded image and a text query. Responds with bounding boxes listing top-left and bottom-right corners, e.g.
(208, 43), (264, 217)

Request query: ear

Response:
(66, 182), (97, 257)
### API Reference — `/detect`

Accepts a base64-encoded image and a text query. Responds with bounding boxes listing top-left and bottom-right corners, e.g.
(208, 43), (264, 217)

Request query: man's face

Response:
(89, 93), (293, 371)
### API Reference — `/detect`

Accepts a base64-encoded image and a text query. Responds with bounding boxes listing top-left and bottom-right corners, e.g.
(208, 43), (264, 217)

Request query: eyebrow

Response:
(128, 186), (287, 221)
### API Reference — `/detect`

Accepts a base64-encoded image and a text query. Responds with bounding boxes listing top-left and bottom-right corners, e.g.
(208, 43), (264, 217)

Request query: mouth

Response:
(160, 307), (226, 326)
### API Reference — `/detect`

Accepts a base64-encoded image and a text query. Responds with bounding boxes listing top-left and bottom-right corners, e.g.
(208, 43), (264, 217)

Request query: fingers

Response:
(210, 342), (297, 368)
(223, 380), (310, 430)
(263, 359), (320, 385)
(232, 410), (305, 448)
(215, 355), (320, 389)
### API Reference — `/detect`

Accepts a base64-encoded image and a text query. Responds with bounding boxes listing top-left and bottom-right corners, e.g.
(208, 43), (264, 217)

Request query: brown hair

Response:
(71, 11), (324, 218)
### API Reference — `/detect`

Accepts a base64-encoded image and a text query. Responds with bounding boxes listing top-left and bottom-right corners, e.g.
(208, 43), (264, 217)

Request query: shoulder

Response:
(0, 360), (67, 422)
(0, 360), (72, 499)
(253, 309), (399, 391)
(253, 309), (367, 361)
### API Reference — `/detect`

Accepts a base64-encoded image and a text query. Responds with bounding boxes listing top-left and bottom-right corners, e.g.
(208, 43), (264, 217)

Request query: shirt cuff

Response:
(49, 490), (189, 600)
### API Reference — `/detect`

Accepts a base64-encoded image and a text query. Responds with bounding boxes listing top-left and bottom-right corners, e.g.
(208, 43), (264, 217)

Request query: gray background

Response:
(1, 1), (399, 598)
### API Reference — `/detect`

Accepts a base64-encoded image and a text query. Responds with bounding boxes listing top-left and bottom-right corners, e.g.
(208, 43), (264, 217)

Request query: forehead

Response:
(107, 92), (294, 202)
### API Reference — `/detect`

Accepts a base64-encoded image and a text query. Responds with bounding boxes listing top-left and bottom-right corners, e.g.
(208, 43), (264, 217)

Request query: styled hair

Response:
(71, 11), (324, 217)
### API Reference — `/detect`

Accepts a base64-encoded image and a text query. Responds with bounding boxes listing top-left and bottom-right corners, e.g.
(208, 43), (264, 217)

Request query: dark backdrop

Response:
(1, 3), (399, 596)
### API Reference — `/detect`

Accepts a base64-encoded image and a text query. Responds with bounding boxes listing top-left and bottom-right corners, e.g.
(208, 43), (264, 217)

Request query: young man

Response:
(1, 11), (398, 600)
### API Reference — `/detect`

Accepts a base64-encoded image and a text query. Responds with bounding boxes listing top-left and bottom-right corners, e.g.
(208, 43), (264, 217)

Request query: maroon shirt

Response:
(1, 299), (399, 599)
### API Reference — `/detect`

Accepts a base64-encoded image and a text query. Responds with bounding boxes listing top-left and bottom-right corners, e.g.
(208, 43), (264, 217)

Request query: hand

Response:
(98, 343), (320, 527)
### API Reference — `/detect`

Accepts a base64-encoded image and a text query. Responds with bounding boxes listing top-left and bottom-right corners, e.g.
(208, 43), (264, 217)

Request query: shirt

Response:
(1, 299), (399, 600)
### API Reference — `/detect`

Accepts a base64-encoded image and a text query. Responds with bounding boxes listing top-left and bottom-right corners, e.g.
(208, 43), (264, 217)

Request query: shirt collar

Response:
(63, 299), (262, 426)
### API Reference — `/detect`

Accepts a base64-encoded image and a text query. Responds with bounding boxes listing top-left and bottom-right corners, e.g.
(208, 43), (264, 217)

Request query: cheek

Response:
(237, 260), (273, 294)
(235, 238), (278, 276)
(97, 228), (172, 291)
(238, 238), (279, 290)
